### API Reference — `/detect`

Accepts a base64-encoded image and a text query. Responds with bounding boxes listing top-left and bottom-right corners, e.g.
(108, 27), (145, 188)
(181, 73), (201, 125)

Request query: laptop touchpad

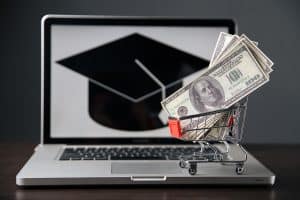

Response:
(111, 162), (182, 174)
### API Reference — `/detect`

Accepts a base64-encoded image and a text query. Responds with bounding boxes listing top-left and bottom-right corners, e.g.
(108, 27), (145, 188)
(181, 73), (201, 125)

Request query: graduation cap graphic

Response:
(57, 33), (209, 131)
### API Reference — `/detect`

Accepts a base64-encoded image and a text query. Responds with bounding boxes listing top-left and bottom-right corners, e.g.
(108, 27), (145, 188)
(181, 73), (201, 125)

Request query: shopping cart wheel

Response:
(179, 160), (186, 168)
(188, 164), (197, 175)
(235, 164), (244, 175)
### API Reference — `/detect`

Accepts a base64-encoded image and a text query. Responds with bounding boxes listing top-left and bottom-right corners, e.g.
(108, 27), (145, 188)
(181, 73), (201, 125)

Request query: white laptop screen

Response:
(48, 19), (233, 139)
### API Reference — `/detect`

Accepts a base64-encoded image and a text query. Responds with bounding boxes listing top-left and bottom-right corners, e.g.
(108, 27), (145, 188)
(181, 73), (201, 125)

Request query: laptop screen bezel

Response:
(42, 15), (236, 144)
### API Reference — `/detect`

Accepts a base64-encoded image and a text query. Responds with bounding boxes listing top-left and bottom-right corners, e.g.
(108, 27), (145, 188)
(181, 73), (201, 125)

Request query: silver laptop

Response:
(16, 15), (275, 186)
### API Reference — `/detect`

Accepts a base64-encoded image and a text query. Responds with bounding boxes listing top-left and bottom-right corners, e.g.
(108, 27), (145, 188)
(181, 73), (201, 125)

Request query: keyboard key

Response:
(75, 148), (85, 152)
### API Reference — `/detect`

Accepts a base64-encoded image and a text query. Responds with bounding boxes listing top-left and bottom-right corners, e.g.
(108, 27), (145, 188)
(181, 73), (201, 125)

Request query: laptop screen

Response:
(46, 17), (234, 141)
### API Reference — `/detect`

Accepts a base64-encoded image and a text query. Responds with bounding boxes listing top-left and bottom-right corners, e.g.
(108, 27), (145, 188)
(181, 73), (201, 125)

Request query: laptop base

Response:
(16, 144), (275, 186)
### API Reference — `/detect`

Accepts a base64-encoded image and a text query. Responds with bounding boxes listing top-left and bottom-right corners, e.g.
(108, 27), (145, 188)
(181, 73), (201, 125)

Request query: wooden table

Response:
(0, 143), (299, 200)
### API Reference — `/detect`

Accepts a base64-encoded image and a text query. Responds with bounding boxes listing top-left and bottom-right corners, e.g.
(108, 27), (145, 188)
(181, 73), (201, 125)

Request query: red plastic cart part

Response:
(168, 119), (182, 138)
(227, 115), (234, 127)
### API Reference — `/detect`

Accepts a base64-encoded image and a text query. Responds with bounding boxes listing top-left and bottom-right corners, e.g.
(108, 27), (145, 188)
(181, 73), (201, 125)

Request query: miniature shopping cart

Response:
(168, 99), (248, 175)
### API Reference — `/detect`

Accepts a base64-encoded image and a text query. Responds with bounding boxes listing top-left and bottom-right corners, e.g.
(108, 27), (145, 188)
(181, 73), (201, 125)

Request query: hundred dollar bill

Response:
(162, 40), (269, 116)
(240, 34), (273, 74)
(195, 34), (269, 140)
(210, 32), (258, 68)
(212, 34), (257, 62)
(209, 32), (239, 67)
(203, 33), (259, 140)
(215, 34), (273, 76)
(162, 40), (269, 140)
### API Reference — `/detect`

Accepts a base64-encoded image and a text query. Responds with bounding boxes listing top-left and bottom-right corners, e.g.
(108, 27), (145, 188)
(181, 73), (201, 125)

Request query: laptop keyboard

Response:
(59, 146), (215, 161)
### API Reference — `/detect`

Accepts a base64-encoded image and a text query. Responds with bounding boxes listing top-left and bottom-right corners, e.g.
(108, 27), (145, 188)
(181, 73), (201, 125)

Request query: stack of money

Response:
(161, 32), (274, 141)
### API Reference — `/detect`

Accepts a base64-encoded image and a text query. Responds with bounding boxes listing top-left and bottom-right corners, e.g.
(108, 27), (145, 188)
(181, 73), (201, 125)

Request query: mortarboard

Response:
(57, 33), (209, 131)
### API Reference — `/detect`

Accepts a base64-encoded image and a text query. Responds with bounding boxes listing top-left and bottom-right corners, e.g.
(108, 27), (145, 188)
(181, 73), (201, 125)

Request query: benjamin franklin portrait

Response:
(189, 76), (225, 113)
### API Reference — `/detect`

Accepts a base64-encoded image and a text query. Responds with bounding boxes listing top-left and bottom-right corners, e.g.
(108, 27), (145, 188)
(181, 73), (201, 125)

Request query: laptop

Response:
(16, 15), (275, 186)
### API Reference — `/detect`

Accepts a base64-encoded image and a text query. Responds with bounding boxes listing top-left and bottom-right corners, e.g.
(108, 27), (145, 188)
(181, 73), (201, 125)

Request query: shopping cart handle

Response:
(168, 118), (182, 138)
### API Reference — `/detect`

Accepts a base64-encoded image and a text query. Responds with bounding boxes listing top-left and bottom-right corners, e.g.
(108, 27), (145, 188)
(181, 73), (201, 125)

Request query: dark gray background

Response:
(1, 0), (299, 143)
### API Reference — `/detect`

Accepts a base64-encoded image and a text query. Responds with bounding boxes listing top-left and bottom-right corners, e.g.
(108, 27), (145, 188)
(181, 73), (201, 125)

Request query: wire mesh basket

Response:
(167, 98), (248, 175)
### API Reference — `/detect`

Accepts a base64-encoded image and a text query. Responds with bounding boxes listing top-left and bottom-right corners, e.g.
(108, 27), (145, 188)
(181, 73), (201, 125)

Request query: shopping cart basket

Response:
(168, 99), (248, 175)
